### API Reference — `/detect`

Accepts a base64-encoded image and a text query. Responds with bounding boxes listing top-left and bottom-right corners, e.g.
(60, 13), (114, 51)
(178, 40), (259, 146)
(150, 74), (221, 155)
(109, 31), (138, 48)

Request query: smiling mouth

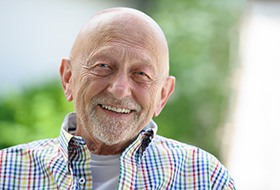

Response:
(99, 104), (132, 114)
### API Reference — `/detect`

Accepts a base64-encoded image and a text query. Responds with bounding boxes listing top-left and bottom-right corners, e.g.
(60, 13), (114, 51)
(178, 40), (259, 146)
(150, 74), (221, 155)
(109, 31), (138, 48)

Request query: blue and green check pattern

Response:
(0, 113), (235, 189)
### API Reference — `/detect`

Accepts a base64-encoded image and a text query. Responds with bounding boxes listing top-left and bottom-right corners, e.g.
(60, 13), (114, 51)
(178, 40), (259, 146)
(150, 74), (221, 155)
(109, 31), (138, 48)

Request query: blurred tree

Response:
(0, 81), (73, 149)
(0, 0), (245, 159)
(144, 0), (245, 157)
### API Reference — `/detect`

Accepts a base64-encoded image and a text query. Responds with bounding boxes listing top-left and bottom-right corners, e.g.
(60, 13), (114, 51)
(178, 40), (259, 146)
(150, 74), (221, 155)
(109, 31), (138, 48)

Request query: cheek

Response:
(72, 74), (101, 110)
(135, 84), (159, 113)
(76, 70), (108, 95)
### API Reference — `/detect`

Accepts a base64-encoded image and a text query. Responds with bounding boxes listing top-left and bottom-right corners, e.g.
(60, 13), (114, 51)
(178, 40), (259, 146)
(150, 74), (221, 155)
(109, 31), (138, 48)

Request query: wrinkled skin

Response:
(60, 8), (175, 155)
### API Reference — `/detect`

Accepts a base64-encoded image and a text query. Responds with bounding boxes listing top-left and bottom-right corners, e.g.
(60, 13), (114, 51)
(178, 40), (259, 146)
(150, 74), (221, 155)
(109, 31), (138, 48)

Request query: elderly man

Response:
(0, 7), (235, 189)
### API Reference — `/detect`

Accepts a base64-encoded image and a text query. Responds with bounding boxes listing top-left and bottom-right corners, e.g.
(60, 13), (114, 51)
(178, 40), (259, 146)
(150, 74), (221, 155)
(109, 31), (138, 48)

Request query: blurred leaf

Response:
(0, 0), (245, 160)
(150, 0), (245, 157)
(0, 80), (73, 149)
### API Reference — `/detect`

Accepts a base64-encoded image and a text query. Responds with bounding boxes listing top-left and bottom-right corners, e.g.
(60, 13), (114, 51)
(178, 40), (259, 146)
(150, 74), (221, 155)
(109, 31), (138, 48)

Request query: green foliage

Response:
(148, 0), (245, 156)
(0, 81), (73, 149)
(0, 1), (245, 159)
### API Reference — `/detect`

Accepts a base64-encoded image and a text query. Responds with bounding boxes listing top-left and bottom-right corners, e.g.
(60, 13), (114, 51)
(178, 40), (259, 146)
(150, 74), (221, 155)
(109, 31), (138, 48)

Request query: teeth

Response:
(101, 105), (131, 114)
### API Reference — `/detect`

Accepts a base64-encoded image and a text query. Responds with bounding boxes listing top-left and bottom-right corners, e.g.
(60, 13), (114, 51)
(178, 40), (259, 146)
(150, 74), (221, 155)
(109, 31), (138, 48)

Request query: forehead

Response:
(86, 43), (156, 67)
(92, 21), (160, 57)
(71, 9), (169, 75)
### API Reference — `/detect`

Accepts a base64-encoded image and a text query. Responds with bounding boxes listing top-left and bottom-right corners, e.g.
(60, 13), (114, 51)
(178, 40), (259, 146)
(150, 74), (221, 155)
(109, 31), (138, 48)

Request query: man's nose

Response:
(107, 73), (132, 99)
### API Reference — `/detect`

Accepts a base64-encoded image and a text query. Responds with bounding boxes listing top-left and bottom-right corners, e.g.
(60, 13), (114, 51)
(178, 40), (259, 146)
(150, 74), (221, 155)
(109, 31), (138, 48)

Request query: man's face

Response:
(70, 39), (165, 145)
(60, 10), (174, 147)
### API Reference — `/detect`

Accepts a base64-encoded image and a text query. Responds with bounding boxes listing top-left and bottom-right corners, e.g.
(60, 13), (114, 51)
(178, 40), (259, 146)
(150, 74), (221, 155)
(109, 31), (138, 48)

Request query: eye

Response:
(135, 71), (147, 76)
(133, 71), (152, 83)
(90, 63), (112, 76)
(97, 63), (109, 68)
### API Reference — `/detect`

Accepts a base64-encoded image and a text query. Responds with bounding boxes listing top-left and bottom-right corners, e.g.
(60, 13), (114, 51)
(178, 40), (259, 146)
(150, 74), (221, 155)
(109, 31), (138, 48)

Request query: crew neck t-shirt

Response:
(90, 154), (120, 190)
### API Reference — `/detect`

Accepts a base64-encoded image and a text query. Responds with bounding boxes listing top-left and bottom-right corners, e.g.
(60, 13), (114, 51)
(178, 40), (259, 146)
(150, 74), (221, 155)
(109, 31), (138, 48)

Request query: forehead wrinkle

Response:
(70, 8), (169, 76)
(125, 48), (155, 67)
(85, 45), (124, 66)
(86, 44), (155, 67)
(92, 23), (159, 60)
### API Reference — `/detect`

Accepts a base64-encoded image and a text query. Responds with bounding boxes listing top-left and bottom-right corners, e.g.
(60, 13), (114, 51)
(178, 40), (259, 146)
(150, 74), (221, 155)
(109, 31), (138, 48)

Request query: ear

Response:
(60, 58), (73, 102)
(154, 76), (176, 117)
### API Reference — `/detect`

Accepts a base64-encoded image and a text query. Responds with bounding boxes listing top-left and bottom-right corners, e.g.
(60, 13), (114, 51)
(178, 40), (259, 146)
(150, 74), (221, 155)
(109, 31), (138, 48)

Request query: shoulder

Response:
(151, 135), (211, 158)
(151, 135), (225, 169)
(147, 135), (236, 189)
(0, 138), (58, 162)
(1, 138), (57, 151)
(0, 138), (68, 188)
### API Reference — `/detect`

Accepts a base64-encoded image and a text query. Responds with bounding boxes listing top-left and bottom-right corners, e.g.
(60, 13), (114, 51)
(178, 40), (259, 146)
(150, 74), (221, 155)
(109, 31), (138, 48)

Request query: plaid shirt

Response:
(0, 113), (235, 189)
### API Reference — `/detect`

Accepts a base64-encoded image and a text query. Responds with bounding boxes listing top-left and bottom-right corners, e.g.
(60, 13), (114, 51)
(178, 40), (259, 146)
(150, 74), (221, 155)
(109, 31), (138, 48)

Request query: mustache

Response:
(91, 95), (141, 112)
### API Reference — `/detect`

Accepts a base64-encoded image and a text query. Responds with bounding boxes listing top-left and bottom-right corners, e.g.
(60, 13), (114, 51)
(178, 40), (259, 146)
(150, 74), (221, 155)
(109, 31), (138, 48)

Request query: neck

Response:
(75, 124), (134, 155)
(85, 137), (132, 155)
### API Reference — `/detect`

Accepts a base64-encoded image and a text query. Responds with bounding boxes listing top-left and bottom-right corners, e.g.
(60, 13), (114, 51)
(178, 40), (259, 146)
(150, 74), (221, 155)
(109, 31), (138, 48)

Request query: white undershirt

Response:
(90, 154), (120, 190)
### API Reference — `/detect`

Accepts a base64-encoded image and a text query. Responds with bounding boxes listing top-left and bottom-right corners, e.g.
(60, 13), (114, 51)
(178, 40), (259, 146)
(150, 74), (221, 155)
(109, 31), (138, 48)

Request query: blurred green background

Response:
(0, 0), (245, 159)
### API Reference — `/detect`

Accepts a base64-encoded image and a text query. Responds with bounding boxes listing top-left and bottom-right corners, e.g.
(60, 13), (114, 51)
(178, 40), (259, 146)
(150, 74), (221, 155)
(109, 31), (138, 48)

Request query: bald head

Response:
(70, 7), (170, 76)
(60, 8), (175, 150)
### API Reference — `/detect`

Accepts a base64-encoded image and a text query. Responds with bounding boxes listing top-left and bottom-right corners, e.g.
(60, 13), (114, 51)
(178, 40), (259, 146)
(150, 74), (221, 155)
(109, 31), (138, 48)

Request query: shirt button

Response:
(78, 177), (86, 185)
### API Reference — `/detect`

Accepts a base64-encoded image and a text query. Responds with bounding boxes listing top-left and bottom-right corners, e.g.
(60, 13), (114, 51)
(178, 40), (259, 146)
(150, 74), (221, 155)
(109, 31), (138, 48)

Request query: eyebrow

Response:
(86, 46), (156, 68)
(85, 48), (116, 67)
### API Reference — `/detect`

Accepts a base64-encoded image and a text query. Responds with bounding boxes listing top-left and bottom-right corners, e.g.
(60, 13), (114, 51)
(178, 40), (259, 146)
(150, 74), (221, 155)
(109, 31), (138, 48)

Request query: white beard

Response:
(83, 95), (143, 145)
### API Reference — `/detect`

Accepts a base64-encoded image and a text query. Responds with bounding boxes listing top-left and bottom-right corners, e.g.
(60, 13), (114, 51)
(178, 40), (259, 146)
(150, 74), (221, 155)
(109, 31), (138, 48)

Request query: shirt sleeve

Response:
(208, 154), (236, 190)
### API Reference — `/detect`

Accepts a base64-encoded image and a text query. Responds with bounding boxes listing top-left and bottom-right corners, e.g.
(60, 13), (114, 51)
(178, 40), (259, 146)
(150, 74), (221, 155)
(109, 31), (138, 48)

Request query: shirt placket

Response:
(68, 138), (92, 190)
(118, 129), (154, 189)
